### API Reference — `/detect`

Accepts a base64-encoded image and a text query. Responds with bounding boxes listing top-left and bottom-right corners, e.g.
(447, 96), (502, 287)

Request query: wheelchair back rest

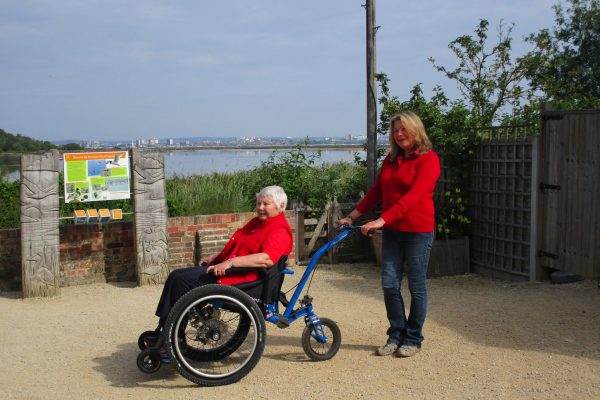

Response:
(232, 256), (288, 305)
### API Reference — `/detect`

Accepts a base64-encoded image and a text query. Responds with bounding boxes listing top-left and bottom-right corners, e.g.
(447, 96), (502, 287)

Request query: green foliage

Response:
(436, 188), (471, 239)
(0, 177), (20, 229)
(61, 143), (84, 151)
(429, 19), (533, 126)
(523, 0), (600, 109)
(166, 173), (254, 216)
(250, 143), (366, 209)
(0, 128), (57, 152)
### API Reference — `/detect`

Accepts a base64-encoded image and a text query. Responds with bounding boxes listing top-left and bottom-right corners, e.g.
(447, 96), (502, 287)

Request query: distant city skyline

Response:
(1, 1), (556, 142)
(78, 132), (369, 149)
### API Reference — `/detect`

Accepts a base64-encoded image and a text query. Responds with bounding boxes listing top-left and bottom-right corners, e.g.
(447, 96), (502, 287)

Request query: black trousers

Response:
(154, 265), (217, 326)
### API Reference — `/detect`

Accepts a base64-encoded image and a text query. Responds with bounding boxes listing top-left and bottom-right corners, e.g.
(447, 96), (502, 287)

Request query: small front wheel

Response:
(137, 348), (162, 373)
(301, 317), (341, 361)
(138, 330), (160, 350)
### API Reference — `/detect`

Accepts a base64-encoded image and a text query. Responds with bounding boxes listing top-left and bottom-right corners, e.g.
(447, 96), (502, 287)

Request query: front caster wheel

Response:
(137, 348), (162, 373)
(302, 317), (341, 361)
(138, 330), (160, 350)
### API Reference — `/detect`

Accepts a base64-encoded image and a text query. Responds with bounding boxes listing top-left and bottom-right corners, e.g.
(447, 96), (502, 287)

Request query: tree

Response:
(429, 20), (532, 126)
(523, 0), (600, 109)
(0, 128), (57, 152)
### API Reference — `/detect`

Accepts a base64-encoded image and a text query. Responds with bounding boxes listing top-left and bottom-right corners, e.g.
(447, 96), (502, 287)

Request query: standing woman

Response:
(339, 111), (440, 357)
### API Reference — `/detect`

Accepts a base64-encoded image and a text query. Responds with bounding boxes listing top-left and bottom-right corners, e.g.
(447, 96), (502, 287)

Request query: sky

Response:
(0, 0), (558, 142)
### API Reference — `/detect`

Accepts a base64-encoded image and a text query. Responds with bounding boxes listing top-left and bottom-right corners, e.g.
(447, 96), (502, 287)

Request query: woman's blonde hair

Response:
(388, 111), (432, 162)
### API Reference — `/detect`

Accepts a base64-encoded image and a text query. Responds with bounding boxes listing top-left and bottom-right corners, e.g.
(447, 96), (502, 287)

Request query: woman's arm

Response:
(199, 253), (218, 266)
(207, 252), (274, 277)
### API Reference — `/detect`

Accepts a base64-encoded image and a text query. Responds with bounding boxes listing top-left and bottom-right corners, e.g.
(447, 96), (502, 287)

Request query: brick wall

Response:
(0, 211), (297, 291)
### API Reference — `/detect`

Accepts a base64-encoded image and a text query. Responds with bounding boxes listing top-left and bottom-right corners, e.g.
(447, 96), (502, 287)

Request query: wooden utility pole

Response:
(366, 0), (377, 189)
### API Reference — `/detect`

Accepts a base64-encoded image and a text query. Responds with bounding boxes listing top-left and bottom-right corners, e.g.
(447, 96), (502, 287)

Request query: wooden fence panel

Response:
(537, 110), (600, 279)
(470, 127), (535, 280)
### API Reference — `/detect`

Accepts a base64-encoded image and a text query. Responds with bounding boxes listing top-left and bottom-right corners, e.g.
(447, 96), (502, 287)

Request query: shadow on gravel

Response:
(321, 263), (600, 361)
(92, 342), (196, 389)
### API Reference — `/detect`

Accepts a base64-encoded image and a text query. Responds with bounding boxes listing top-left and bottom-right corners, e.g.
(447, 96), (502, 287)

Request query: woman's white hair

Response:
(256, 185), (288, 211)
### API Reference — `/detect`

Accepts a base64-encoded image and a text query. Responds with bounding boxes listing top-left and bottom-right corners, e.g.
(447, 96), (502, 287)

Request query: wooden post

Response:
(131, 149), (170, 285)
(327, 198), (341, 264)
(20, 150), (60, 298)
(366, 0), (378, 189)
(295, 205), (306, 262)
(529, 135), (539, 281)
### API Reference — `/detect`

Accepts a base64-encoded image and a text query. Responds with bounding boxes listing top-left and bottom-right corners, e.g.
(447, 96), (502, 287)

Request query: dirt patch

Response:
(1, 263), (599, 399)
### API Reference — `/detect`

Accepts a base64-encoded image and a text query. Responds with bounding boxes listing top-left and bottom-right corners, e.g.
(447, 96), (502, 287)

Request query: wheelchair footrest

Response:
(275, 313), (290, 329)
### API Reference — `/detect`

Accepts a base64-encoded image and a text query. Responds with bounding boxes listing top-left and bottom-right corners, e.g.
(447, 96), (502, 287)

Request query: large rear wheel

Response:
(164, 284), (266, 386)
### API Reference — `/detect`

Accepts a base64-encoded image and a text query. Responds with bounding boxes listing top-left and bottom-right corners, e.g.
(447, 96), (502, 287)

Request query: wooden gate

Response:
(535, 110), (600, 280)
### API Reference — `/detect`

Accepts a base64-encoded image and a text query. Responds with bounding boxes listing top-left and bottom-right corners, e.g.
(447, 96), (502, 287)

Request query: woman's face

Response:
(256, 196), (281, 221)
(392, 119), (416, 152)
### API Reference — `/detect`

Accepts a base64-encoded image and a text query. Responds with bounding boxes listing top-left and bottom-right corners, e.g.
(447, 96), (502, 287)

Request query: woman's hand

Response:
(199, 253), (217, 266)
(360, 218), (385, 236)
(338, 216), (353, 226)
(206, 261), (231, 277)
(338, 210), (360, 226)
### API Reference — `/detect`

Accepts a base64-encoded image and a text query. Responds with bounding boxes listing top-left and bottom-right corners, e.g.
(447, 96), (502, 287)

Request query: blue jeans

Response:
(381, 230), (433, 348)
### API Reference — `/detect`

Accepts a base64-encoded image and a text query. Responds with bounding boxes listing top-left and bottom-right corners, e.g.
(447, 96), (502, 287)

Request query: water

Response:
(1, 148), (364, 181)
(164, 148), (363, 177)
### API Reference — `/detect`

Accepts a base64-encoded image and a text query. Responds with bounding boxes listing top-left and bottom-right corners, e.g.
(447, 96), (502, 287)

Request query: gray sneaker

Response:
(396, 345), (421, 357)
(375, 342), (398, 356)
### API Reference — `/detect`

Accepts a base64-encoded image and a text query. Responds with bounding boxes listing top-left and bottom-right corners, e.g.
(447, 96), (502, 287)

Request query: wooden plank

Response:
(304, 230), (327, 239)
(20, 150), (60, 298)
(131, 149), (170, 285)
(306, 202), (330, 255)
(295, 208), (306, 261)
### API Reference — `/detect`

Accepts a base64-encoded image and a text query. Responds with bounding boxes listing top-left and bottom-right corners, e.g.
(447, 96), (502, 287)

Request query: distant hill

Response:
(0, 129), (82, 152)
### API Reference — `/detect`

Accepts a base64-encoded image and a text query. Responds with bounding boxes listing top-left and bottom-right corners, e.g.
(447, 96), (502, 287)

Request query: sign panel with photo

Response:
(63, 151), (131, 203)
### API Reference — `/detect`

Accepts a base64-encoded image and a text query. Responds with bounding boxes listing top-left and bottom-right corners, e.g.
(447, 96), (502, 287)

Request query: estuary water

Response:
(164, 148), (363, 177)
(1, 148), (364, 181)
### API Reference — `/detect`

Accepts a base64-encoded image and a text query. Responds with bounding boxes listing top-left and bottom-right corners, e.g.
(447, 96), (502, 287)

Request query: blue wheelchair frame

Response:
(263, 224), (358, 339)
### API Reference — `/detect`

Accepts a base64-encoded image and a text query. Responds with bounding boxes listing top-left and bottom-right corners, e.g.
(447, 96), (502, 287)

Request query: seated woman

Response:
(154, 185), (293, 328)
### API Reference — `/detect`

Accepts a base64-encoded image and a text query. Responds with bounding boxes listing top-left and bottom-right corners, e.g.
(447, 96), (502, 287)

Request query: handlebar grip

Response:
(367, 229), (377, 237)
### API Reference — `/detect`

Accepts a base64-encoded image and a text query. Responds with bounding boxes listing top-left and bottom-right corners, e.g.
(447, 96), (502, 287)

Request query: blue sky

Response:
(0, 0), (557, 142)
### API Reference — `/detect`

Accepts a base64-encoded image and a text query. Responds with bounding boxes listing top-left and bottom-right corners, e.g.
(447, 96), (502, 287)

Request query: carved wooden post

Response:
(20, 150), (60, 298)
(131, 149), (170, 285)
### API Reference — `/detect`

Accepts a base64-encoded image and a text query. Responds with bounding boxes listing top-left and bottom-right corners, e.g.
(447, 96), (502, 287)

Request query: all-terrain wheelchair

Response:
(136, 224), (360, 386)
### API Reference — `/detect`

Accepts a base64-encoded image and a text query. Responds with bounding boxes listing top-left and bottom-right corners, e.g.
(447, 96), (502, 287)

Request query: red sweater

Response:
(356, 150), (440, 232)
(212, 212), (293, 285)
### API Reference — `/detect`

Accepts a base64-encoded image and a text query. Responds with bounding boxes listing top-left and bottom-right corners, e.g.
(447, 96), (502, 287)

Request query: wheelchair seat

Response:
(230, 256), (288, 306)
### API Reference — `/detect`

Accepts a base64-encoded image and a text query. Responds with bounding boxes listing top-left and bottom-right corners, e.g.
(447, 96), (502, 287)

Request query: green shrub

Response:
(0, 177), (20, 229)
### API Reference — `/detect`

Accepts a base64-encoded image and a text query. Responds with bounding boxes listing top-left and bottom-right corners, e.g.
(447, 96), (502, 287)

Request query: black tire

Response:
(164, 284), (266, 386)
(301, 317), (341, 361)
(138, 330), (159, 350)
(137, 348), (162, 373)
(181, 313), (251, 362)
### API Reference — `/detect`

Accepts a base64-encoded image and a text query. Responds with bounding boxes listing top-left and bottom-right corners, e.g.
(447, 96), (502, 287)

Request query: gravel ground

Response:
(1, 262), (599, 400)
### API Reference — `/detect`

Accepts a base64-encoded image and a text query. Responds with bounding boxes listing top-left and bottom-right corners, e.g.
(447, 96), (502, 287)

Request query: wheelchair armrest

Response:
(225, 256), (288, 304)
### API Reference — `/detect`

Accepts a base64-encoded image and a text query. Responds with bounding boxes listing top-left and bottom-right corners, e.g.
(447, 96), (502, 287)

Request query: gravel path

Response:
(1, 263), (599, 399)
